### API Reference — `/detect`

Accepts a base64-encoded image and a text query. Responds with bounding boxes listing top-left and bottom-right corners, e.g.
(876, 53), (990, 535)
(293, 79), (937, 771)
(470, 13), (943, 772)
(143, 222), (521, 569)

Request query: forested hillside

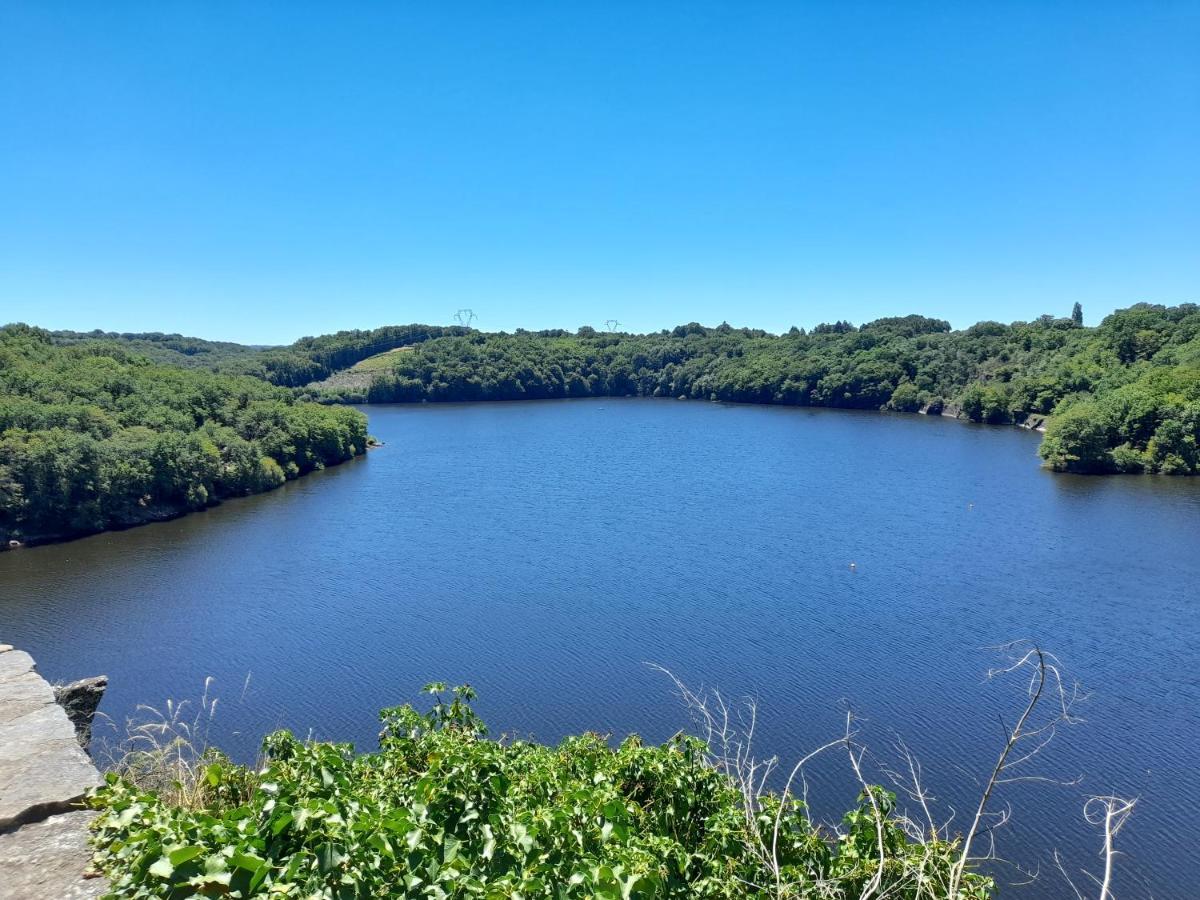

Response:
(48, 328), (270, 369)
(221, 324), (473, 387)
(12, 303), (1200, 502)
(44, 324), (474, 386)
(306, 304), (1200, 476)
(0, 325), (368, 544)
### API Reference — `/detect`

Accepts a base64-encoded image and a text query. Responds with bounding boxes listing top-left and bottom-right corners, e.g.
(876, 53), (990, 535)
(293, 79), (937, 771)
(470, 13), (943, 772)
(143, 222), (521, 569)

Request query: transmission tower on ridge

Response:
(604, 319), (624, 332)
(453, 309), (477, 328)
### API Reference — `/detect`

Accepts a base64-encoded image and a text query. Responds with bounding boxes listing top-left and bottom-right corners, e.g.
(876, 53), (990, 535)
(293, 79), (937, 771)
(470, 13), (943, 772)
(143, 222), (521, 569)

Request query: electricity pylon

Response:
(454, 309), (477, 328)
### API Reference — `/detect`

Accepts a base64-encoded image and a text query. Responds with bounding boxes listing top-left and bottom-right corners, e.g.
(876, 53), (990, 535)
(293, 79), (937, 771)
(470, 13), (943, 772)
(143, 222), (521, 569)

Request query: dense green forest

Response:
(0, 325), (368, 543)
(6, 301), (1197, 536)
(46, 328), (269, 369)
(42, 325), (473, 385)
(302, 303), (1200, 475)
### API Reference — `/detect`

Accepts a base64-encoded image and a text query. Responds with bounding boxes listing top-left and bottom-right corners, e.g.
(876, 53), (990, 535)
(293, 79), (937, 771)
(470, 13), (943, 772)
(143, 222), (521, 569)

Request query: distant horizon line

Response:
(12, 298), (1199, 347)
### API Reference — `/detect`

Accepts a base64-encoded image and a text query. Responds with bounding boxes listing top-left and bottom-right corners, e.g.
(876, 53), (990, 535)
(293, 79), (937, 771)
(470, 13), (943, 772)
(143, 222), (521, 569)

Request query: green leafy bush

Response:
(88, 685), (990, 899)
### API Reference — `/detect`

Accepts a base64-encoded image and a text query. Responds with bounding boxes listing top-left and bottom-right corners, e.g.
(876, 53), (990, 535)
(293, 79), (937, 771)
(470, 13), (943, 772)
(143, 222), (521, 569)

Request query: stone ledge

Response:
(0, 645), (108, 898)
(0, 810), (106, 900)
(0, 647), (102, 830)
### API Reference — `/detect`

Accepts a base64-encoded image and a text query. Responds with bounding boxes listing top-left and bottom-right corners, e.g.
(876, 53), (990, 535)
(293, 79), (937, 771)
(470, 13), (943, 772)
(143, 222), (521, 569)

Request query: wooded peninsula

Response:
(3, 301), (1198, 544)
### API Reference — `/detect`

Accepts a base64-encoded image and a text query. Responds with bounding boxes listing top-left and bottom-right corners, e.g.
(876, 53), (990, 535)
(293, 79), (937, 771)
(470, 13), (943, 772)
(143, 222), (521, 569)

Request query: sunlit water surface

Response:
(3, 400), (1197, 897)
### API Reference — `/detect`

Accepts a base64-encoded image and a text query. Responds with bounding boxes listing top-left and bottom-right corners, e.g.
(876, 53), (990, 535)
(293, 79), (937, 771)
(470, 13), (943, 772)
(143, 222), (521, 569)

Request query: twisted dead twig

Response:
(880, 737), (942, 842)
(654, 641), (1131, 900)
(770, 723), (850, 891)
(1088, 795), (1138, 900)
(948, 642), (1084, 897)
(1054, 795), (1137, 900)
(648, 665), (773, 859)
(844, 718), (887, 900)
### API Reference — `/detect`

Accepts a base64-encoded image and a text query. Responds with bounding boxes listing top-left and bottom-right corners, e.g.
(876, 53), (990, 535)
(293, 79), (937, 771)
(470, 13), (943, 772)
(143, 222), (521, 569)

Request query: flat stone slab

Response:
(0, 810), (105, 899)
(0, 646), (101, 830)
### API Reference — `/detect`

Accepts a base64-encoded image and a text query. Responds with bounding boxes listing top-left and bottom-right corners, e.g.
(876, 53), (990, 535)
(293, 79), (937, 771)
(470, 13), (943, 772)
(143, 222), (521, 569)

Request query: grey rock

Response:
(0, 646), (102, 831)
(54, 676), (108, 752)
(0, 810), (106, 899)
(1017, 412), (1049, 432)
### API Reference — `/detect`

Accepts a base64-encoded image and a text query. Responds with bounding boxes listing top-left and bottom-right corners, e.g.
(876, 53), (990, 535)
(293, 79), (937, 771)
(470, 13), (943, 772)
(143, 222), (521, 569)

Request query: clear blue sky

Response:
(1, 3), (1196, 344)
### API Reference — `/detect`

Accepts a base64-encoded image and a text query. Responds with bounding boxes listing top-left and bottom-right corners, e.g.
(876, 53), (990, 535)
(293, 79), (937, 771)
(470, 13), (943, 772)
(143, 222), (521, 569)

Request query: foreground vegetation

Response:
(89, 684), (991, 899)
(0, 325), (367, 543)
(87, 649), (1137, 898)
(299, 304), (1200, 475)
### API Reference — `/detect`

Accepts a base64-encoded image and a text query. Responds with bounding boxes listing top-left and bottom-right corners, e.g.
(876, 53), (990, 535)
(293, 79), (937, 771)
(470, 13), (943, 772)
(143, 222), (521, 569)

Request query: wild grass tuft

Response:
(93, 675), (256, 811)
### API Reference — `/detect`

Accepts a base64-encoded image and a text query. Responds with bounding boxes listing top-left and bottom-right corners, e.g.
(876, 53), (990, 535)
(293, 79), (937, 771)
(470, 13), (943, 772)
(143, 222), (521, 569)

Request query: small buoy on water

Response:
(849, 561), (857, 570)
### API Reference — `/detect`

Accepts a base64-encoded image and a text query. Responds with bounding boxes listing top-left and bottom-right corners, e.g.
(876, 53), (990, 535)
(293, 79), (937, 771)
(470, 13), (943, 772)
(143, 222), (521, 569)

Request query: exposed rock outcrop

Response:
(939, 402), (963, 419)
(53, 676), (108, 753)
(1017, 413), (1050, 432)
(0, 644), (107, 899)
(918, 399), (963, 419)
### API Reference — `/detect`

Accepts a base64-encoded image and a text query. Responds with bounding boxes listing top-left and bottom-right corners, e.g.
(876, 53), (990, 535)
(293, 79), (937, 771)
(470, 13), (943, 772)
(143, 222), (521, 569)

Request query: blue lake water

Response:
(2, 399), (1197, 897)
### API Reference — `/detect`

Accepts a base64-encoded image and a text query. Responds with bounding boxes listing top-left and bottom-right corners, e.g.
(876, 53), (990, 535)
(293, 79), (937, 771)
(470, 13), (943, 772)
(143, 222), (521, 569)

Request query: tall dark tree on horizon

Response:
(1071, 302), (1084, 326)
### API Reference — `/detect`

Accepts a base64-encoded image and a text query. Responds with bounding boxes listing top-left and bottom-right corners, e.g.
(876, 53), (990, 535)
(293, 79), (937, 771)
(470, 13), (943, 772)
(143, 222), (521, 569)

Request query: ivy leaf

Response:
(315, 842), (345, 874)
(168, 845), (205, 867)
(148, 856), (174, 879)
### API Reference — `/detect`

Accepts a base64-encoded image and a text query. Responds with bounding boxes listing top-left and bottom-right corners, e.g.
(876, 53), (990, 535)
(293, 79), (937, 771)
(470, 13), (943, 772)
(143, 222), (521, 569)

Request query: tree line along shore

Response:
(3, 301), (1198, 543)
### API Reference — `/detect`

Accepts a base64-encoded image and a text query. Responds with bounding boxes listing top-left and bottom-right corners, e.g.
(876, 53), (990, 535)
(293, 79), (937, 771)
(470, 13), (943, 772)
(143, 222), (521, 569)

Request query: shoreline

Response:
(1, 451), (369, 552)
(0, 398), (1171, 555)
(342, 390), (1054, 432)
